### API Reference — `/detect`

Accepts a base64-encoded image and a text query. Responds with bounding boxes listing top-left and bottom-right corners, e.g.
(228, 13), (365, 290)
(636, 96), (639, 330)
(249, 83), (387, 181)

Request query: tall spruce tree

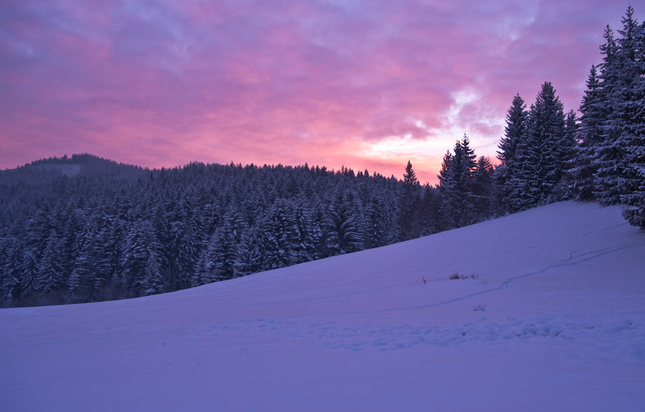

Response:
(559, 110), (580, 199)
(234, 225), (264, 277)
(37, 231), (65, 295)
(325, 188), (365, 255)
(262, 199), (297, 270)
(366, 191), (393, 247)
(291, 200), (318, 264)
(570, 65), (607, 200)
(592, 15), (633, 205)
(396, 161), (422, 240)
(438, 135), (477, 228)
(471, 156), (495, 220)
(1, 237), (23, 303)
(498, 94), (528, 168)
(507, 82), (568, 211)
(120, 219), (163, 298)
(496, 94), (528, 205)
(618, 11), (645, 228)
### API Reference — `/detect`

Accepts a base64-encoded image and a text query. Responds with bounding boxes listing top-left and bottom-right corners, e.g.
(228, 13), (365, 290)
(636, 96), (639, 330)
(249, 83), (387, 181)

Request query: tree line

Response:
(0, 155), (449, 307)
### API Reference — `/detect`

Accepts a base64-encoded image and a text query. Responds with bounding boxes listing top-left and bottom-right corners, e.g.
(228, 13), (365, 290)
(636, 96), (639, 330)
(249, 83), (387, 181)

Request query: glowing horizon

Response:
(0, 0), (636, 184)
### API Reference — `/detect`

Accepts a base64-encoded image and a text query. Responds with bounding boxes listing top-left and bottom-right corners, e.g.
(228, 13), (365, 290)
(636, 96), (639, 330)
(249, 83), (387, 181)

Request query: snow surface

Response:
(1, 201), (645, 411)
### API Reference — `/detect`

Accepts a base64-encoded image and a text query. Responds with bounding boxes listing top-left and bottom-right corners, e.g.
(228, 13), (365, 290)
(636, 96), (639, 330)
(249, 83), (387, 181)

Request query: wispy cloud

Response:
(0, 0), (634, 183)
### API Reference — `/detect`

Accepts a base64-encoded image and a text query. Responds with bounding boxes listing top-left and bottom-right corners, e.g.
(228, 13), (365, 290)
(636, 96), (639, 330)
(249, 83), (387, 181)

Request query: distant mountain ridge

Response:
(1, 154), (145, 186)
(7, 153), (144, 174)
(30, 163), (82, 177)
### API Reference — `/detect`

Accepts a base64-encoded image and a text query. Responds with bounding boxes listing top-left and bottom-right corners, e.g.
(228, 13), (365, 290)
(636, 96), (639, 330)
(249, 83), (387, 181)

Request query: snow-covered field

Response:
(1, 201), (644, 411)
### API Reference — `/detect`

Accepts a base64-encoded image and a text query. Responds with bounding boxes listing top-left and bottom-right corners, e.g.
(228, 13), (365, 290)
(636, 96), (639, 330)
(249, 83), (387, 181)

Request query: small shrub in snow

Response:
(449, 272), (479, 280)
(473, 303), (487, 311)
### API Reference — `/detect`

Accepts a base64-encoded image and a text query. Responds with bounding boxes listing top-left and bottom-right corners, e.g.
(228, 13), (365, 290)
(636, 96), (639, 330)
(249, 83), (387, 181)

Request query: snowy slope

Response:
(1, 201), (644, 411)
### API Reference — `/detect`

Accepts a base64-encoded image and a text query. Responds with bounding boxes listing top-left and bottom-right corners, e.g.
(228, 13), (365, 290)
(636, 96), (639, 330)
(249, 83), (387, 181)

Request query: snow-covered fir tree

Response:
(438, 135), (477, 228)
(592, 11), (640, 205)
(262, 199), (297, 269)
(471, 156), (496, 221)
(396, 161), (422, 241)
(497, 94), (528, 172)
(325, 188), (365, 255)
(569, 65), (605, 201)
(121, 220), (163, 298)
(569, 6), (645, 229)
(506, 82), (569, 211)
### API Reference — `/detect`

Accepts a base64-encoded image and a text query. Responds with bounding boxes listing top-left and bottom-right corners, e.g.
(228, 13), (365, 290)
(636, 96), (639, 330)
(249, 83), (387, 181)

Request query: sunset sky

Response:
(0, 0), (639, 184)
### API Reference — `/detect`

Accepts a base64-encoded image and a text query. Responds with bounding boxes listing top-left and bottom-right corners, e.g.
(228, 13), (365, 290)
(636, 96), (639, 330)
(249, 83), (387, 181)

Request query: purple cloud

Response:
(0, 0), (636, 183)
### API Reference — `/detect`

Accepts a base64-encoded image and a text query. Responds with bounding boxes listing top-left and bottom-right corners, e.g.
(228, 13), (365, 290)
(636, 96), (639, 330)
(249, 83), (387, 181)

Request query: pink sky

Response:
(0, 0), (638, 184)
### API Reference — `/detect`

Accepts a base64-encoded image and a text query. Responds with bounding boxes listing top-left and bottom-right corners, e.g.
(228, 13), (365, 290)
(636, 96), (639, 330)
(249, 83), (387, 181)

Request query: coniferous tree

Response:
(291, 200), (318, 264)
(437, 150), (455, 229)
(69, 218), (116, 302)
(496, 94), (528, 205)
(570, 65), (606, 200)
(418, 185), (441, 236)
(37, 231), (65, 295)
(498, 94), (528, 168)
(262, 199), (296, 269)
(366, 191), (393, 248)
(310, 201), (329, 258)
(438, 135), (477, 228)
(396, 161), (422, 240)
(325, 189), (365, 255)
(507, 82), (568, 211)
(460, 134), (478, 176)
(121, 219), (163, 297)
(471, 156), (495, 220)
(618, 11), (645, 228)
(559, 110), (580, 199)
(234, 225), (264, 277)
(20, 248), (40, 298)
(100, 217), (124, 296)
(592, 18), (631, 204)
(196, 213), (239, 284)
(1, 237), (23, 304)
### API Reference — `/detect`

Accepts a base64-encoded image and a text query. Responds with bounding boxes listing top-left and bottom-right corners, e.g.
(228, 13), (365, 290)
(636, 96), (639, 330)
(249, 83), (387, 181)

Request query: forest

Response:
(0, 7), (643, 308)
